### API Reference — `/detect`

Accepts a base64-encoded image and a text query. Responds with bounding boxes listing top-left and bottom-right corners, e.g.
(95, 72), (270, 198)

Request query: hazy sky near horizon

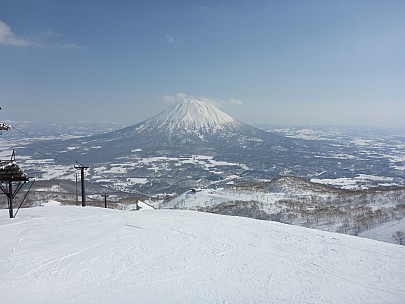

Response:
(0, 1), (404, 127)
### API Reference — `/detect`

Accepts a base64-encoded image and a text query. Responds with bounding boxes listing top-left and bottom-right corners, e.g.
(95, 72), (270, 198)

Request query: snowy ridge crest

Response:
(144, 99), (236, 133)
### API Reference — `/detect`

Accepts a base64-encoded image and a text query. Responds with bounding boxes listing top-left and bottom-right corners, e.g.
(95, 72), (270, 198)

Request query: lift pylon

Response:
(0, 152), (30, 218)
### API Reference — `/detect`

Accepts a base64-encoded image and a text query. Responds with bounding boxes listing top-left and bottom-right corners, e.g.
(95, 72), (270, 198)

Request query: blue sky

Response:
(0, 0), (404, 127)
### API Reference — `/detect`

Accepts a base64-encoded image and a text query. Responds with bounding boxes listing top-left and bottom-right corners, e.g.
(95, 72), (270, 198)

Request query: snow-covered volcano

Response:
(128, 98), (254, 141)
(27, 98), (338, 194)
(146, 99), (236, 133)
(37, 98), (322, 171)
(100, 98), (274, 150)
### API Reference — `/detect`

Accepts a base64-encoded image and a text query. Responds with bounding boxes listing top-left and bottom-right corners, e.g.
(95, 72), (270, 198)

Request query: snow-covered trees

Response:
(392, 231), (405, 245)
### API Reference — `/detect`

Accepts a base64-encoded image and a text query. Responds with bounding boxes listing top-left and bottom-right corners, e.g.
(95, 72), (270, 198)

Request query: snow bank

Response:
(42, 200), (62, 207)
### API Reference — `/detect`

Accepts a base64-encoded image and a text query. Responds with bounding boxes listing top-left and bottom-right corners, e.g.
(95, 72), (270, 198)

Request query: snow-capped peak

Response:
(147, 99), (236, 132)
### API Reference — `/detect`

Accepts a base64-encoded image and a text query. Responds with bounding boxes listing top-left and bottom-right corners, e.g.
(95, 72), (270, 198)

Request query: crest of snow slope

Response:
(1, 206), (405, 304)
(138, 99), (236, 133)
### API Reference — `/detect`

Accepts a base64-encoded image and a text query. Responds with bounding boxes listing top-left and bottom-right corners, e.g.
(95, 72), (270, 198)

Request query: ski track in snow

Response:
(0, 206), (405, 303)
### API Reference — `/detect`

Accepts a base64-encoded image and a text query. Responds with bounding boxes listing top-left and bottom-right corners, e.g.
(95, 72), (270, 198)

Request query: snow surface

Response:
(311, 174), (398, 189)
(164, 188), (284, 212)
(360, 218), (405, 245)
(146, 99), (235, 132)
(122, 201), (155, 211)
(42, 199), (62, 207)
(1, 206), (404, 304)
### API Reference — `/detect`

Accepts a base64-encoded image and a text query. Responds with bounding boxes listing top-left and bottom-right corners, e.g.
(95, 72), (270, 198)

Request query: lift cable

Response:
(12, 126), (58, 151)
(2, 125), (133, 203)
(9, 126), (85, 165)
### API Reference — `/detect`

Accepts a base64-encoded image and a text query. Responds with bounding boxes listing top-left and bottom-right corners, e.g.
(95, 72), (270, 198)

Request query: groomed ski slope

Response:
(1, 206), (404, 304)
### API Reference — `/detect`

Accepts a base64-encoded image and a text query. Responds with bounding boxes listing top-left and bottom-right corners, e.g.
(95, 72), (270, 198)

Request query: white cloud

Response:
(228, 99), (244, 106)
(44, 29), (62, 38)
(160, 95), (176, 103)
(0, 20), (83, 49)
(165, 34), (175, 44)
(200, 97), (244, 107)
(159, 92), (244, 107)
(160, 92), (188, 104)
(0, 20), (31, 47)
(175, 92), (187, 100)
(59, 43), (83, 50)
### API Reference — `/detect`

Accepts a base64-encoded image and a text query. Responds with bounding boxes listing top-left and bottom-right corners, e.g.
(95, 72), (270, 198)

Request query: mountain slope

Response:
(1, 206), (404, 304)
(102, 98), (288, 148)
(47, 99), (325, 165)
(166, 178), (405, 243)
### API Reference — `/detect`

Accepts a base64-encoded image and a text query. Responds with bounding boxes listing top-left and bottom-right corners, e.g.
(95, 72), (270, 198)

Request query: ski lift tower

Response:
(75, 161), (89, 207)
(0, 153), (30, 218)
(0, 109), (32, 218)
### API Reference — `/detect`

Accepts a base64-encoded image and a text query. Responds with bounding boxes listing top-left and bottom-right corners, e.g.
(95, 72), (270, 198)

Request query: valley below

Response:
(1, 116), (404, 246)
(1, 116), (405, 303)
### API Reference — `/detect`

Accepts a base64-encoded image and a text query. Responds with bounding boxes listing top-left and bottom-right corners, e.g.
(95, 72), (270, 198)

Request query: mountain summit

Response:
(24, 99), (400, 195)
(40, 97), (337, 194)
(50, 97), (306, 163)
(137, 99), (237, 135)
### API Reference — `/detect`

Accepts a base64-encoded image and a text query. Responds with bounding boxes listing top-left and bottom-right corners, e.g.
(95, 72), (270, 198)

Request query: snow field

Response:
(0, 206), (404, 303)
(165, 188), (284, 212)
